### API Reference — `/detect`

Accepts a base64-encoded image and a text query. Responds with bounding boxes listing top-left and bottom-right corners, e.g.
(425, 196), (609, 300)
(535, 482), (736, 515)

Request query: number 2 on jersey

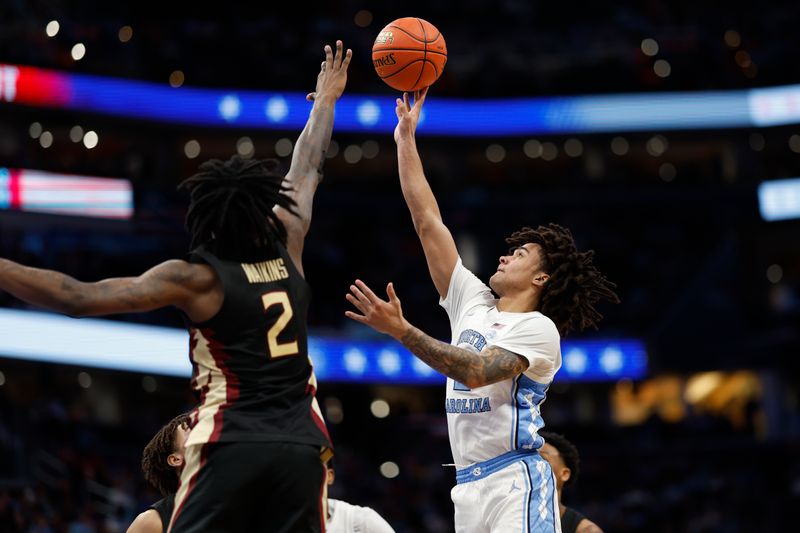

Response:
(261, 291), (299, 358)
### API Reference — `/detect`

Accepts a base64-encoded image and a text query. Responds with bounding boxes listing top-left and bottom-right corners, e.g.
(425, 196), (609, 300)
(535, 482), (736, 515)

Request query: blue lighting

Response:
(6, 63), (800, 135)
(66, 73), (760, 134)
(758, 177), (800, 221)
(0, 309), (646, 384)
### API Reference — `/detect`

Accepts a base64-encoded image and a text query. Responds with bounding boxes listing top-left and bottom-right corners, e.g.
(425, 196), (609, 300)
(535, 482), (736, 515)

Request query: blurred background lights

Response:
(45, 21), (60, 38)
(274, 138), (293, 157)
(82, 130), (98, 149)
(370, 399), (390, 418)
(71, 43), (86, 61)
(641, 38), (659, 56)
(380, 461), (399, 479)
(184, 139), (201, 159)
(118, 25), (133, 43)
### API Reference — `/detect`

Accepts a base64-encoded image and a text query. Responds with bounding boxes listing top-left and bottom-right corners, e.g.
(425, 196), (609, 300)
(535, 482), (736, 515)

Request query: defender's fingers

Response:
(403, 92), (411, 111)
(387, 282), (399, 303)
(355, 279), (381, 303)
(341, 48), (353, 70)
(350, 284), (371, 305)
(306, 92), (316, 102)
(333, 40), (343, 67)
(324, 44), (333, 68)
(345, 293), (367, 312)
(344, 310), (368, 324)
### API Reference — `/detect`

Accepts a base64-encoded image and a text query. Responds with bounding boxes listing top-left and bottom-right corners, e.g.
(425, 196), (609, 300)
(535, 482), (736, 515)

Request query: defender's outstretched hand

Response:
(306, 40), (352, 102)
(394, 87), (428, 142)
(345, 280), (409, 339)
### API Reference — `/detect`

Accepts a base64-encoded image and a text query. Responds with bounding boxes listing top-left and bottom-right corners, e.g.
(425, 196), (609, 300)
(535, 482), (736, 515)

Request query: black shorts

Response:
(168, 441), (325, 533)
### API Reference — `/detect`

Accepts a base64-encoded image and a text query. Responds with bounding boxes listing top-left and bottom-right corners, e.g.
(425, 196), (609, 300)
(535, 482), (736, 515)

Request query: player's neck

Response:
(496, 292), (539, 313)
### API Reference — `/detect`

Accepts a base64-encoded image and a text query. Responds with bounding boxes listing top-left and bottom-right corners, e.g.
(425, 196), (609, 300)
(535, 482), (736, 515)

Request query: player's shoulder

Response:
(152, 259), (218, 289)
(126, 508), (162, 533)
(519, 311), (560, 337)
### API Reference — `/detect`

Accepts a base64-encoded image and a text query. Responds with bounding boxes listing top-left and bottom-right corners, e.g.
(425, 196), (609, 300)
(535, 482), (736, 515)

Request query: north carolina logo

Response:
(457, 329), (487, 352)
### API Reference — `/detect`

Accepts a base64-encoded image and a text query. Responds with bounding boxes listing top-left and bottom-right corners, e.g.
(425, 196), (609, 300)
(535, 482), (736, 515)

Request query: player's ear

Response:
(561, 466), (572, 484)
(167, 453), (184, 468)
(326, 467), (335, 486)
(532, 272), (549, 288)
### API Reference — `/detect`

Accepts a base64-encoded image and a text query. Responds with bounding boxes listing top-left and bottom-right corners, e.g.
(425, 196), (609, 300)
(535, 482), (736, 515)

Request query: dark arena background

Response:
(1, 1), (799, 531)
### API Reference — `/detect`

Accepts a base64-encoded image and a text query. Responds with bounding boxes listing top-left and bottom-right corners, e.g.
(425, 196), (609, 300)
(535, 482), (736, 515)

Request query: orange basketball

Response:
(372, 17), (447, 92)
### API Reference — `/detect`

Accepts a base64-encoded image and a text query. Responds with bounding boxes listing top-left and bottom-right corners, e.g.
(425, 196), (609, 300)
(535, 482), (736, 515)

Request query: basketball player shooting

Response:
(0, 40), (352, 533)
(345, 88), (619, 533)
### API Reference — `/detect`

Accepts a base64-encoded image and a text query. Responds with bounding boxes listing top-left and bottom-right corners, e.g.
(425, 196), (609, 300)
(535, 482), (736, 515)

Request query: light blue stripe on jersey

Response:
(523, 455), (558, 533)
(515, 376), (550, 451)
(455, 449), (535, 484)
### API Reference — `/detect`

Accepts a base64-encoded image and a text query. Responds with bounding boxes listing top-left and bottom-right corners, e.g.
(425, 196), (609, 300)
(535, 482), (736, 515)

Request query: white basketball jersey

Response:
(326, 499), (395, 533)
(440, 258), (562, 468)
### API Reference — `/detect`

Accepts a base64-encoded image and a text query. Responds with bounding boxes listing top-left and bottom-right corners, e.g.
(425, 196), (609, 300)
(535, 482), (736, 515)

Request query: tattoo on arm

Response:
(287, 98), (336, 212)
(0, 258), (196, 316)
(399, 326), (528, 388)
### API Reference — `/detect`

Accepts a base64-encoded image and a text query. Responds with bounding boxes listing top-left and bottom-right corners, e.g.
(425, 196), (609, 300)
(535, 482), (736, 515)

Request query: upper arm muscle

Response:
(417, 218), (459, 298)
(76, 260), (213, 317)
(274, 171), (318, 277)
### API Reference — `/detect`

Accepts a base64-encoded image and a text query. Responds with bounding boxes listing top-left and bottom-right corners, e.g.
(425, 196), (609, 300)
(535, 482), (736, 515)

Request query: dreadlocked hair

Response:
(141, 413), (190, 496)
(506, 223), (619, 336)
(539, 431), (581, 486)
(178, 155), (297, 260)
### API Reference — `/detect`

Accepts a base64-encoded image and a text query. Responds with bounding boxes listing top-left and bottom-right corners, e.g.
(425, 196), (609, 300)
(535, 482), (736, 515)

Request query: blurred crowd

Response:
(0, 359), (798, 532)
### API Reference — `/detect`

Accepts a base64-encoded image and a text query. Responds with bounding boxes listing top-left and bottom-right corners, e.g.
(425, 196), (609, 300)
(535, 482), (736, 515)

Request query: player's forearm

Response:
(396, 136), (444, 232)
(398, 325), (521, 388)
(0, 258), (87, 315)
(284, 95), (337, 227)
(289, 94), (337, 185)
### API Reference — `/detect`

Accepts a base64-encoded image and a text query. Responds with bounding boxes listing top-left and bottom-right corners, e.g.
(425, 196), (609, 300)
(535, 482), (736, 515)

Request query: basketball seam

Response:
(372, 48), (447, 57)
(388, 23), (439, 44)
(411, 18), (427, 91)
(378, 58), (426, 80)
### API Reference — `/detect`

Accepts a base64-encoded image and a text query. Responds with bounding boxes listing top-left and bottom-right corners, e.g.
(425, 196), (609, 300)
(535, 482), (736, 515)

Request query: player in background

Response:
(127, 414), (191, 533)
(0, 40), (352, 532)
(323, 459), (395, 533)
(539, 432), (604, 533)
(128, 417), (394, 533)
(345, 88), (618, 532)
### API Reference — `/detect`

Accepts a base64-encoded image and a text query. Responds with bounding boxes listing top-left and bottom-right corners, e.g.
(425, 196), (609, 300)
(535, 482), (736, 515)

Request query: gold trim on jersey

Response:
(186, 328), (228, 447)
(169, 443), (203, 533)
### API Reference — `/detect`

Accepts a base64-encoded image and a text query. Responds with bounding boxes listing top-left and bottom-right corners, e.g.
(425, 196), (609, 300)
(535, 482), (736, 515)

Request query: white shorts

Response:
(451, 450), (561, 533)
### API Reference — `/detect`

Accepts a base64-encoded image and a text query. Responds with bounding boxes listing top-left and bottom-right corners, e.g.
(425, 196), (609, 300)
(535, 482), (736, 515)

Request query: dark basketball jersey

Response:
(150, 493), (175, 530)
(184, 244), (330, 450)
(561, 506), (587, 533)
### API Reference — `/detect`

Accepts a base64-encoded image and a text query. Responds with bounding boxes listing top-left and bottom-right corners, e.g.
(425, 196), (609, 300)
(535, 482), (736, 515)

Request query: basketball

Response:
(372, 17), (447, 92)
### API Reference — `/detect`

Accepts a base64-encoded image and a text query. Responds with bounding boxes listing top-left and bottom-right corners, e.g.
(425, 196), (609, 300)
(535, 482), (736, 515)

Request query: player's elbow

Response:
(412, 215), (443, 239)
(59, 291), (97, 318)
(461, 376), (487, 389)
(63, 299), (92, 318)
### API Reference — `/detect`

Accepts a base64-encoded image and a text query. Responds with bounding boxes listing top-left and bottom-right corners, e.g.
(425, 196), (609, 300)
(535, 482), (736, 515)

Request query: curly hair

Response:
(178, 155), (297, 261)
(539, 431), (581, 486)
(141, 413), (190, 496)
(505, 223), (619, 336)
